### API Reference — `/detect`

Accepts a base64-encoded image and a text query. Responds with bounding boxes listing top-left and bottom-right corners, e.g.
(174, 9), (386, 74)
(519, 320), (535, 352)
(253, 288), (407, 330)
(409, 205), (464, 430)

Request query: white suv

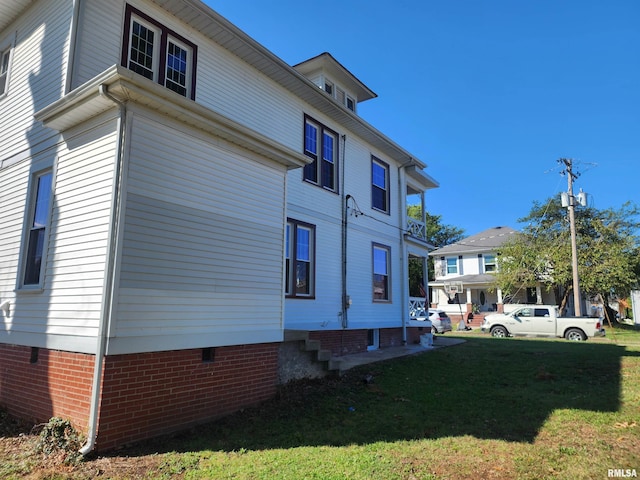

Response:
(429, 309), (453, 334)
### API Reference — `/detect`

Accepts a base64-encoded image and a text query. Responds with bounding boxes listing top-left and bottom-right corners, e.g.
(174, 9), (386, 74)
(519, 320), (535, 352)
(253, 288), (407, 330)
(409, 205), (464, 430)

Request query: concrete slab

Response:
(333, 335), (466, 373)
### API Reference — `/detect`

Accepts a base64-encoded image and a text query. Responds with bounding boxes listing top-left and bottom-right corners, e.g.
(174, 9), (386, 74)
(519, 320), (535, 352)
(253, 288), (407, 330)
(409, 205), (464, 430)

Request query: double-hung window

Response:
(373, 243), (391, 302)
(303, 115), (339, 192)
(484, 254), (497, 273)
(286, 219), (315, 297)
(123, 5), (197, 100)
(371, 156), (390, 214)
(446, 257), (458, 275)
(0, 45), (11, 96)
(21, 171), (53, 287)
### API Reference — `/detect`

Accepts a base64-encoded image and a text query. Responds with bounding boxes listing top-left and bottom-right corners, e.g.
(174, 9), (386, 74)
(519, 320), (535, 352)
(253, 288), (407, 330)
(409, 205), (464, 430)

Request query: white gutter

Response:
(79, 84), (126, 455)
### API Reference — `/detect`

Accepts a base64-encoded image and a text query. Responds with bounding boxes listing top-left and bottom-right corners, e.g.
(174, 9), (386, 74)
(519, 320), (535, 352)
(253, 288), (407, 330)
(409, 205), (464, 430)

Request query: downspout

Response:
(398, 160), (412, 345)
(80, 84), (126, 455)
(340, 135), (348, 328)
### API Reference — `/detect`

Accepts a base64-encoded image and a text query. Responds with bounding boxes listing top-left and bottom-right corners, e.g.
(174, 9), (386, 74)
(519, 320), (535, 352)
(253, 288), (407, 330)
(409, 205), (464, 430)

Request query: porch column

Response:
(536, 285), (543, 304)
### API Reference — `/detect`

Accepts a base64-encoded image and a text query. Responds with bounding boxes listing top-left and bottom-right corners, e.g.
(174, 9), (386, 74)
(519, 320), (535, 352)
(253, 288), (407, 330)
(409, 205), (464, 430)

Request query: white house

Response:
(429, 226), (556, 323)
(0, 0), (437, 451)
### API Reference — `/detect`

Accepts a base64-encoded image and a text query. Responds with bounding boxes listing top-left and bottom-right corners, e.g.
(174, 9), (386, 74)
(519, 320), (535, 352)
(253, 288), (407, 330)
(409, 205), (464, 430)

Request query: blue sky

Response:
(208, 1), (639, 236)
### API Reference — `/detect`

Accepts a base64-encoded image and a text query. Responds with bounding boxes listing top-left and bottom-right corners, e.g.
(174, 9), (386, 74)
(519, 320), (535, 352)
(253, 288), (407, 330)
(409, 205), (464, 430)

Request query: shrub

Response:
(34, 417), (84, 465)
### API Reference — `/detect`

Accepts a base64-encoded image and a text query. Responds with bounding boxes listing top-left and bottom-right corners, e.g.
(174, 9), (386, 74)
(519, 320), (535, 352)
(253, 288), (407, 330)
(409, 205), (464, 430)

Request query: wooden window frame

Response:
(371, 156), (390, 214)
(122, 4), (197, 100)
(302, 115), (339, 193)
(286, 218), (316, 298)
(372, 243), (391, 302)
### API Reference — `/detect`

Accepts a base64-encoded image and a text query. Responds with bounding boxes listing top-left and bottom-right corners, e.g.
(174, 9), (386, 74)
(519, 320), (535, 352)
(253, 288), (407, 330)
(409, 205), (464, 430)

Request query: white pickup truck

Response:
(481, 305), (605, 341)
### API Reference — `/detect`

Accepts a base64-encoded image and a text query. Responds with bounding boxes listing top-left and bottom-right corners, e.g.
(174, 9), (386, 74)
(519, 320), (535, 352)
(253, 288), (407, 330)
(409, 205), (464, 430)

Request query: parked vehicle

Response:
(481, 305), (605, 341)
(427, 309), (453, 334)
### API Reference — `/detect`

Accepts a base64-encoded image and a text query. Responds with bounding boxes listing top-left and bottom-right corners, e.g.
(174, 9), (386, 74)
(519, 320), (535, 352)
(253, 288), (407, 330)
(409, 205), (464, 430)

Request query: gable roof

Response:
(428, 226), (518, 256)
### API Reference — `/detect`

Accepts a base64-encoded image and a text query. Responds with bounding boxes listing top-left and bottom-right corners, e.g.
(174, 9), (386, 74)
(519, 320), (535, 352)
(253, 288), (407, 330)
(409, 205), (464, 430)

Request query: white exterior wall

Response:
(285, 121), (406, 331)
(0, 0), (71, 168)
(461, 255), (481, 276)
(0, 0), (116, 353)
(108, 111), (289, 354)
(0, 115), (118, 352)
(73, 0), (302, 155)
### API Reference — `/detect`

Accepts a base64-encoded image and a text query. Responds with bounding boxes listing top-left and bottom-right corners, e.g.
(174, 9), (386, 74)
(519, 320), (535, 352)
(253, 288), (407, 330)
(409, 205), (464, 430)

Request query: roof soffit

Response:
(0, 0), (35, 33)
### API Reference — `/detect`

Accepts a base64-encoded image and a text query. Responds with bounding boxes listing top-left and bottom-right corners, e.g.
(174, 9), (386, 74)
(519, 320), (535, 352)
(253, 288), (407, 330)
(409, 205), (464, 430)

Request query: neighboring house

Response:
(429, 226), (556, 322)
(0, 0), (437, 451)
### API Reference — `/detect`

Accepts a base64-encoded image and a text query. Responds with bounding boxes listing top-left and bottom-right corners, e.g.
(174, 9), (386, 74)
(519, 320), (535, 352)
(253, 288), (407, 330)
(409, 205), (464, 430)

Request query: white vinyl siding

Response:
(71, 0), (122, 88)
(72, 0), (306, 158)
(286, 131), (404, 330)
(0, 0), (71, 166)
(0, 118), (117, 352)
(111, 113), (287, 354)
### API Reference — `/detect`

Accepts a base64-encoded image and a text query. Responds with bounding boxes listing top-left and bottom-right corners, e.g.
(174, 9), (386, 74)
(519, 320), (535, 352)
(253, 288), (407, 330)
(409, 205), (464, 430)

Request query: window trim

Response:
(371, 156), (390, 214)
(122, 4), (197, 100)
(372, 242), (391, 303)
(18, 169), (54, 290)
(286, 218), (316, 299)
(302, 115), (339, 193)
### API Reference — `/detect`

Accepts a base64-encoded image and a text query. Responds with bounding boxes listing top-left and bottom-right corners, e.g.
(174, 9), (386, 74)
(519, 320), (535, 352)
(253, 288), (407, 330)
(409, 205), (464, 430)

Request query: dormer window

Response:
(346, 96), (355, 111)
(324, 80), (333, 95)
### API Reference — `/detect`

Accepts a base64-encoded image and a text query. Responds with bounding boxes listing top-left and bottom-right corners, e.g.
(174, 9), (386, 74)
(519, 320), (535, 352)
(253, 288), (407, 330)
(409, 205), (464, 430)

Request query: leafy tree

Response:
(407, 206), (464, 296)
(495, 198), (640, 318)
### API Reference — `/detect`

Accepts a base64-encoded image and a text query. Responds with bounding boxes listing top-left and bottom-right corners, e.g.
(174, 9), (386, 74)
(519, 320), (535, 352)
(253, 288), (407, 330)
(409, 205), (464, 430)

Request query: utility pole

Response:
(559, 158), (582, 316)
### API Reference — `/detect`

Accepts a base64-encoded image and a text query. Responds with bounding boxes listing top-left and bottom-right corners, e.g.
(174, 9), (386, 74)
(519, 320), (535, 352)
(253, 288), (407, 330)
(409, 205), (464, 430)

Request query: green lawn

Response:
(2, 326), (639, 479)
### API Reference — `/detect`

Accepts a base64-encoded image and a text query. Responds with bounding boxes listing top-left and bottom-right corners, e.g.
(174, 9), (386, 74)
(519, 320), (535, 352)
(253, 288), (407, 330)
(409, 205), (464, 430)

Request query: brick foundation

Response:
(0, 345), (93, 430)
(0, 343), (279, 452)
(309, 327), (426, 356)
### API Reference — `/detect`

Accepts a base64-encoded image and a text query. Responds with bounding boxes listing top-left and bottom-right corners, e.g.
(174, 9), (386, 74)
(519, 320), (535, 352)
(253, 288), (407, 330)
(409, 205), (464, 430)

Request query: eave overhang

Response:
(147, 0), (432, 174)
(34, 65), (310, 170)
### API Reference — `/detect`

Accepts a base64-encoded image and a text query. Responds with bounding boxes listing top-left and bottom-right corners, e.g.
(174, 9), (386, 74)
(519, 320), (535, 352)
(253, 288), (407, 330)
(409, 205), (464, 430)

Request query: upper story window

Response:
(373, 243), (391, 302)
(286, 219), (315, 298)
(320, 78), (356, 112)
(303, 115), (339, 192)
(484, 254), (497, 272)
(0, 45), (12, 96)
(122, 5), (197, 100)
(446, 257), (458, 275)
(21, 170), (53, 288)
(335, 86), (356, 112)
(371, 156), (390, 214)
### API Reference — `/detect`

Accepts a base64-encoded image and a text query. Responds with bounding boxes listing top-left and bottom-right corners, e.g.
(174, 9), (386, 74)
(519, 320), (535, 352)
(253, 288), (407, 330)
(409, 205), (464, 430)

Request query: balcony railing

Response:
(406, 217), (426, 242)
(409, 296), (427, 318)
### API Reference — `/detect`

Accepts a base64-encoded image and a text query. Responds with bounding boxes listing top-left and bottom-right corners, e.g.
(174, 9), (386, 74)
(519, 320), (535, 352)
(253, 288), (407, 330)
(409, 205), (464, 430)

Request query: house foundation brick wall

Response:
(310, 327), (424, 356)
(0, 345), (94, 430)
(1, 343), (279, 452)
(96, 343), (279, 451)
(309, 330), (368, 356)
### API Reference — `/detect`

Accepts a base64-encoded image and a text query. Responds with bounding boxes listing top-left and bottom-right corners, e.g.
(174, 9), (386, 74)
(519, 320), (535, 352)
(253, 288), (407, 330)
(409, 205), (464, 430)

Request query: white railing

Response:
(406, 217), (426, 242)
(409, 296), (427, 318)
